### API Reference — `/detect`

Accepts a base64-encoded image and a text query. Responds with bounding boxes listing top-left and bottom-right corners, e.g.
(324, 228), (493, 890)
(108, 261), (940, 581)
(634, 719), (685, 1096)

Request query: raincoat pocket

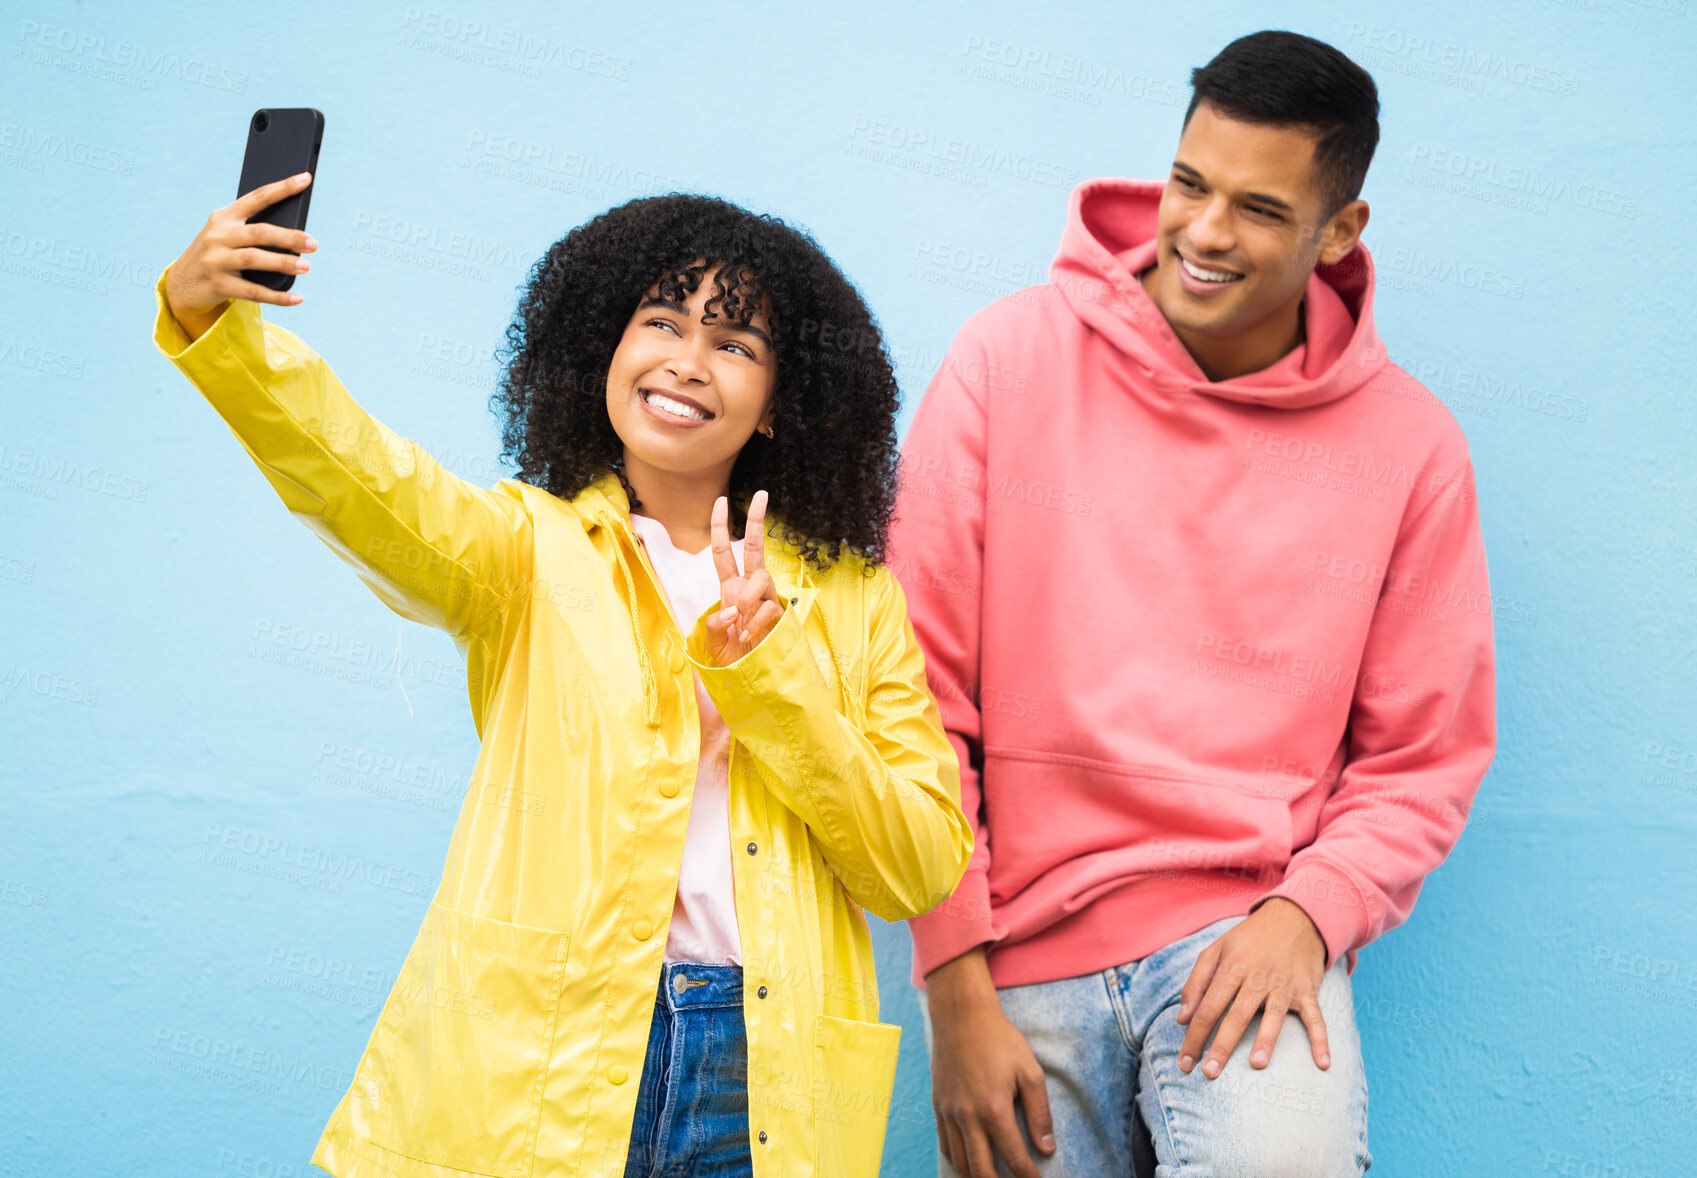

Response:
(358, 904), (571, 1177)
(813, 1013), (902, 1178)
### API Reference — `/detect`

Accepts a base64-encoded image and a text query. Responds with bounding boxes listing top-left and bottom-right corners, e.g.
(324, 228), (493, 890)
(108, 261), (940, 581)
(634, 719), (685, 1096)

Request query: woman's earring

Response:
(759, 422), (775, 438)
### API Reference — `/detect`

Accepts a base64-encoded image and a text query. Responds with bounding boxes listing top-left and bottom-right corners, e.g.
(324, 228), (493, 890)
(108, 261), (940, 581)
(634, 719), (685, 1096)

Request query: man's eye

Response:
(1175, 176), (1199, 190)
(1248, 207), (1281, 220)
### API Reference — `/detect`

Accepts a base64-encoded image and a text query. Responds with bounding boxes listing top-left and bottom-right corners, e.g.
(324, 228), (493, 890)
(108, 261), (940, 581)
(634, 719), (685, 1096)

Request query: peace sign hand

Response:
(704, 490), (787, 666)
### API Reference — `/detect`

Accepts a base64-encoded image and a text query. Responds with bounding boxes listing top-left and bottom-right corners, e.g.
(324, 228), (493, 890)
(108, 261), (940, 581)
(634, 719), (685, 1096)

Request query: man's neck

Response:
(1138, 266), (1307, 382)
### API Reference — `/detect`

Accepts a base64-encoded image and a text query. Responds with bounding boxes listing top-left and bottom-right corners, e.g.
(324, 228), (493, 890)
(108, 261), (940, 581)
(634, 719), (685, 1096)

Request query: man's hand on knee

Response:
(1174, 899), (1331, 1079)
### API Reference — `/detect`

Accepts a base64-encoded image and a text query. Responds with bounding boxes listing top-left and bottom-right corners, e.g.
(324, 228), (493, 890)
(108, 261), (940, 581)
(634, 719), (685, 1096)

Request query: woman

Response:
(153, 172), (973, 1178)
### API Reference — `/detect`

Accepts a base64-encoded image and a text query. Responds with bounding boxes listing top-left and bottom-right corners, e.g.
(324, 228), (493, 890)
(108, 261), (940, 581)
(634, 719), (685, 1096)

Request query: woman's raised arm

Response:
(153, 175), (528, 639)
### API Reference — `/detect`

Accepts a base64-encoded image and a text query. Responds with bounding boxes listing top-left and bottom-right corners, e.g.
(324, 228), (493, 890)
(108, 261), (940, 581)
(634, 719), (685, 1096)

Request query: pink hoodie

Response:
(893, 178), (1497, 989)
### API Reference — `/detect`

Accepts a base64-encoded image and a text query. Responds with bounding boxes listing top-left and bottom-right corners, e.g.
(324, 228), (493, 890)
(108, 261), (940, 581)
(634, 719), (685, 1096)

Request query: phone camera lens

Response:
(253, 111), (269, 134)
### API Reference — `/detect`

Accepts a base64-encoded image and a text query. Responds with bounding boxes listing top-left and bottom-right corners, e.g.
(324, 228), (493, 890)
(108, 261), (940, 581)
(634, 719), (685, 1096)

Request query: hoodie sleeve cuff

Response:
(1255, 857), (1371, 972)
(906, 866), (1003, 985)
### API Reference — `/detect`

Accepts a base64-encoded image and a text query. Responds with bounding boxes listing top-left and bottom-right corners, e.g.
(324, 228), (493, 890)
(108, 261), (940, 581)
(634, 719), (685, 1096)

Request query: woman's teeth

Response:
(1181, 257), (1243, 283)
(642, 390), (710, 421)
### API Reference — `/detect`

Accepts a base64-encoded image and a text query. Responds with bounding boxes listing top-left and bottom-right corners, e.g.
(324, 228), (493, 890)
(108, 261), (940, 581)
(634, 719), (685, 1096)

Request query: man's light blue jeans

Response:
(917, 915), (1372, 1177)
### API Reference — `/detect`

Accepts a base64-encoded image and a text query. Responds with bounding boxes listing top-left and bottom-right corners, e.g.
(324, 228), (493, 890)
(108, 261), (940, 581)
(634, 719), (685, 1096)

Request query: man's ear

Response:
(1318, 200), (1369, 265)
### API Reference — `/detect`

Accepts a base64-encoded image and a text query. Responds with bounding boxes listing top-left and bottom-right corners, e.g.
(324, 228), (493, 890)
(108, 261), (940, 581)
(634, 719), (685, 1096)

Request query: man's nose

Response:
(1187, 198), (1235, 254)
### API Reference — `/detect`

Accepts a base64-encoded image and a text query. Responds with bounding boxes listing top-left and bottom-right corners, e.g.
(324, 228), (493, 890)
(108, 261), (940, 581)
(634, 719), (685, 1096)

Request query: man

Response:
(890, 30), (1496, 1178)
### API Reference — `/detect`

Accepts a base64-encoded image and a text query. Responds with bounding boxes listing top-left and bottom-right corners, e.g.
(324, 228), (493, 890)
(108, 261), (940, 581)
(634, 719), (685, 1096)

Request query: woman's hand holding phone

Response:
(164, 172), (318, 343)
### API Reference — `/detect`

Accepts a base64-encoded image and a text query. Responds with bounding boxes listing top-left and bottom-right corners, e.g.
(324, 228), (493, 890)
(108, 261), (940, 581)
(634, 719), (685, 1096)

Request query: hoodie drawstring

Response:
(600, 511), (660, 728)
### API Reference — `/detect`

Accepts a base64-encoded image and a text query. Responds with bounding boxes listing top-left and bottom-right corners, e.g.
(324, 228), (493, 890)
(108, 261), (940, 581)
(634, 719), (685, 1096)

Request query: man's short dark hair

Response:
(1184, 30), (1380, 221)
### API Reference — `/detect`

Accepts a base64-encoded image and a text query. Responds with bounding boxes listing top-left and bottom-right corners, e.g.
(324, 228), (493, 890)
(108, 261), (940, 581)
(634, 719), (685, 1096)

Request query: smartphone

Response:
(237, 107), (324, 291)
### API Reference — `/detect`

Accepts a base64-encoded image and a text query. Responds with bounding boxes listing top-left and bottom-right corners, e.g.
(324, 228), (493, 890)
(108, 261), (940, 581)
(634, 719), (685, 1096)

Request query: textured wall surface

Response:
(3, 2), (1692, 1175)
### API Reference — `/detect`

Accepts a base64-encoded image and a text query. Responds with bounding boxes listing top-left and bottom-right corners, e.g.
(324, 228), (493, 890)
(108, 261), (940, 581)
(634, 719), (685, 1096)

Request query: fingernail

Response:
(1039, 1134), (1054, 1151)
(1179, 1054), (1193, 1071)
(1320, 1053), (1331, 1067)
(740, 628), (750, 642)
(1251, 1051), (1266, 1066)
(304, 236), (318, 250)
(1177, 1003), (1189, 1018)
(1202, 1059), (1220, 1078)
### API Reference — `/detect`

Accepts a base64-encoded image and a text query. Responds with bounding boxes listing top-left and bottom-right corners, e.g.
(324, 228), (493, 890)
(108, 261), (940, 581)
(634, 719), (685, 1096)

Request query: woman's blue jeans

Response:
(622, 961), (753, 1178)
(918, 915), (1372, 1177)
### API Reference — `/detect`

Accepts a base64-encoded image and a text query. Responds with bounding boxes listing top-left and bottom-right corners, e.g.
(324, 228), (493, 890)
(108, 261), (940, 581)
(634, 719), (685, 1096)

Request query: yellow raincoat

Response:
(151, 262), (972, 1178)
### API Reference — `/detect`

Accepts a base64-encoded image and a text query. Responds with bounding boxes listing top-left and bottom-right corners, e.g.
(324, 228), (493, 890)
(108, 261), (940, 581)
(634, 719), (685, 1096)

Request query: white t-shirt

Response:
(627, 511), (743, 965)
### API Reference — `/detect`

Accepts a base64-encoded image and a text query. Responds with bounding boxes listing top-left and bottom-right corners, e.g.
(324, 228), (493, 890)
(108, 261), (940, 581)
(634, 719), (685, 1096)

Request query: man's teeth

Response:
(644, 390), (710, 420)
(1181, 257), (1242, 283)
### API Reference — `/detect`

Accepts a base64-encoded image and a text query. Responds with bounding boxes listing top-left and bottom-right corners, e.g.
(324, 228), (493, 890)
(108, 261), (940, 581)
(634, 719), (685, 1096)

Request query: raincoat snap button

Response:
(608, 1065), (628, 1085)
(757, 985), (768, 998)
(633, 920), (653, 941)
(659, 779), (680, 798)
(759, 1130), (768, 1144)
(667, 646), (685, 674)
(746, 841), (758, 856)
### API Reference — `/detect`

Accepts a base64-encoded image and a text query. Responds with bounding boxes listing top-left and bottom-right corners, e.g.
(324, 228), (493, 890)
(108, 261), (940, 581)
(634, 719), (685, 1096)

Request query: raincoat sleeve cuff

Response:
(682, 595), (813, 702)
(153, 261), (267, 377)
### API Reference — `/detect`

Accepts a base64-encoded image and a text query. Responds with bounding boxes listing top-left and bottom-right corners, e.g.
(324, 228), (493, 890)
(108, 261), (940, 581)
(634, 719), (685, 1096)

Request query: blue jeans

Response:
(918, 916), (1372, 1177)
(622, 961), (753, 1178)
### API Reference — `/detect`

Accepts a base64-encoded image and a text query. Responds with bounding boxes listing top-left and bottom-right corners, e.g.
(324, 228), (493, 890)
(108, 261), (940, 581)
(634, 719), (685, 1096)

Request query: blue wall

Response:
(3, 2), (1692, 1174)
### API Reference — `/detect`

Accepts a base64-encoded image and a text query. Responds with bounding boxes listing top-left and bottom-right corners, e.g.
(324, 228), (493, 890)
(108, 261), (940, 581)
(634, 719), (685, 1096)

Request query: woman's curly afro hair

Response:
(491, 193), (901, 574)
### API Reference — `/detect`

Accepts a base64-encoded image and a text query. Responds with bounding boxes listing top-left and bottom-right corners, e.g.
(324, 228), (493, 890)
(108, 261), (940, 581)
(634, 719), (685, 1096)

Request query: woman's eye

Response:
(722, 341), (754, 358)
(646, 318), (679, 334)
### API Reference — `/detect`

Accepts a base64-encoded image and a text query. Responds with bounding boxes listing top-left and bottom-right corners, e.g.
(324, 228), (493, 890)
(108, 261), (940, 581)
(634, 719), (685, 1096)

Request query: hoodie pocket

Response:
(813, 1013), (902, 1178)
(356, 904), (570, 1177)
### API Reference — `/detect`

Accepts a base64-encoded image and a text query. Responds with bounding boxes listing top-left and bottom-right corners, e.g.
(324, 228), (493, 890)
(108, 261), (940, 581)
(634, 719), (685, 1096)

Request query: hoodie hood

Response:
(1049, 178), (1388, 410)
